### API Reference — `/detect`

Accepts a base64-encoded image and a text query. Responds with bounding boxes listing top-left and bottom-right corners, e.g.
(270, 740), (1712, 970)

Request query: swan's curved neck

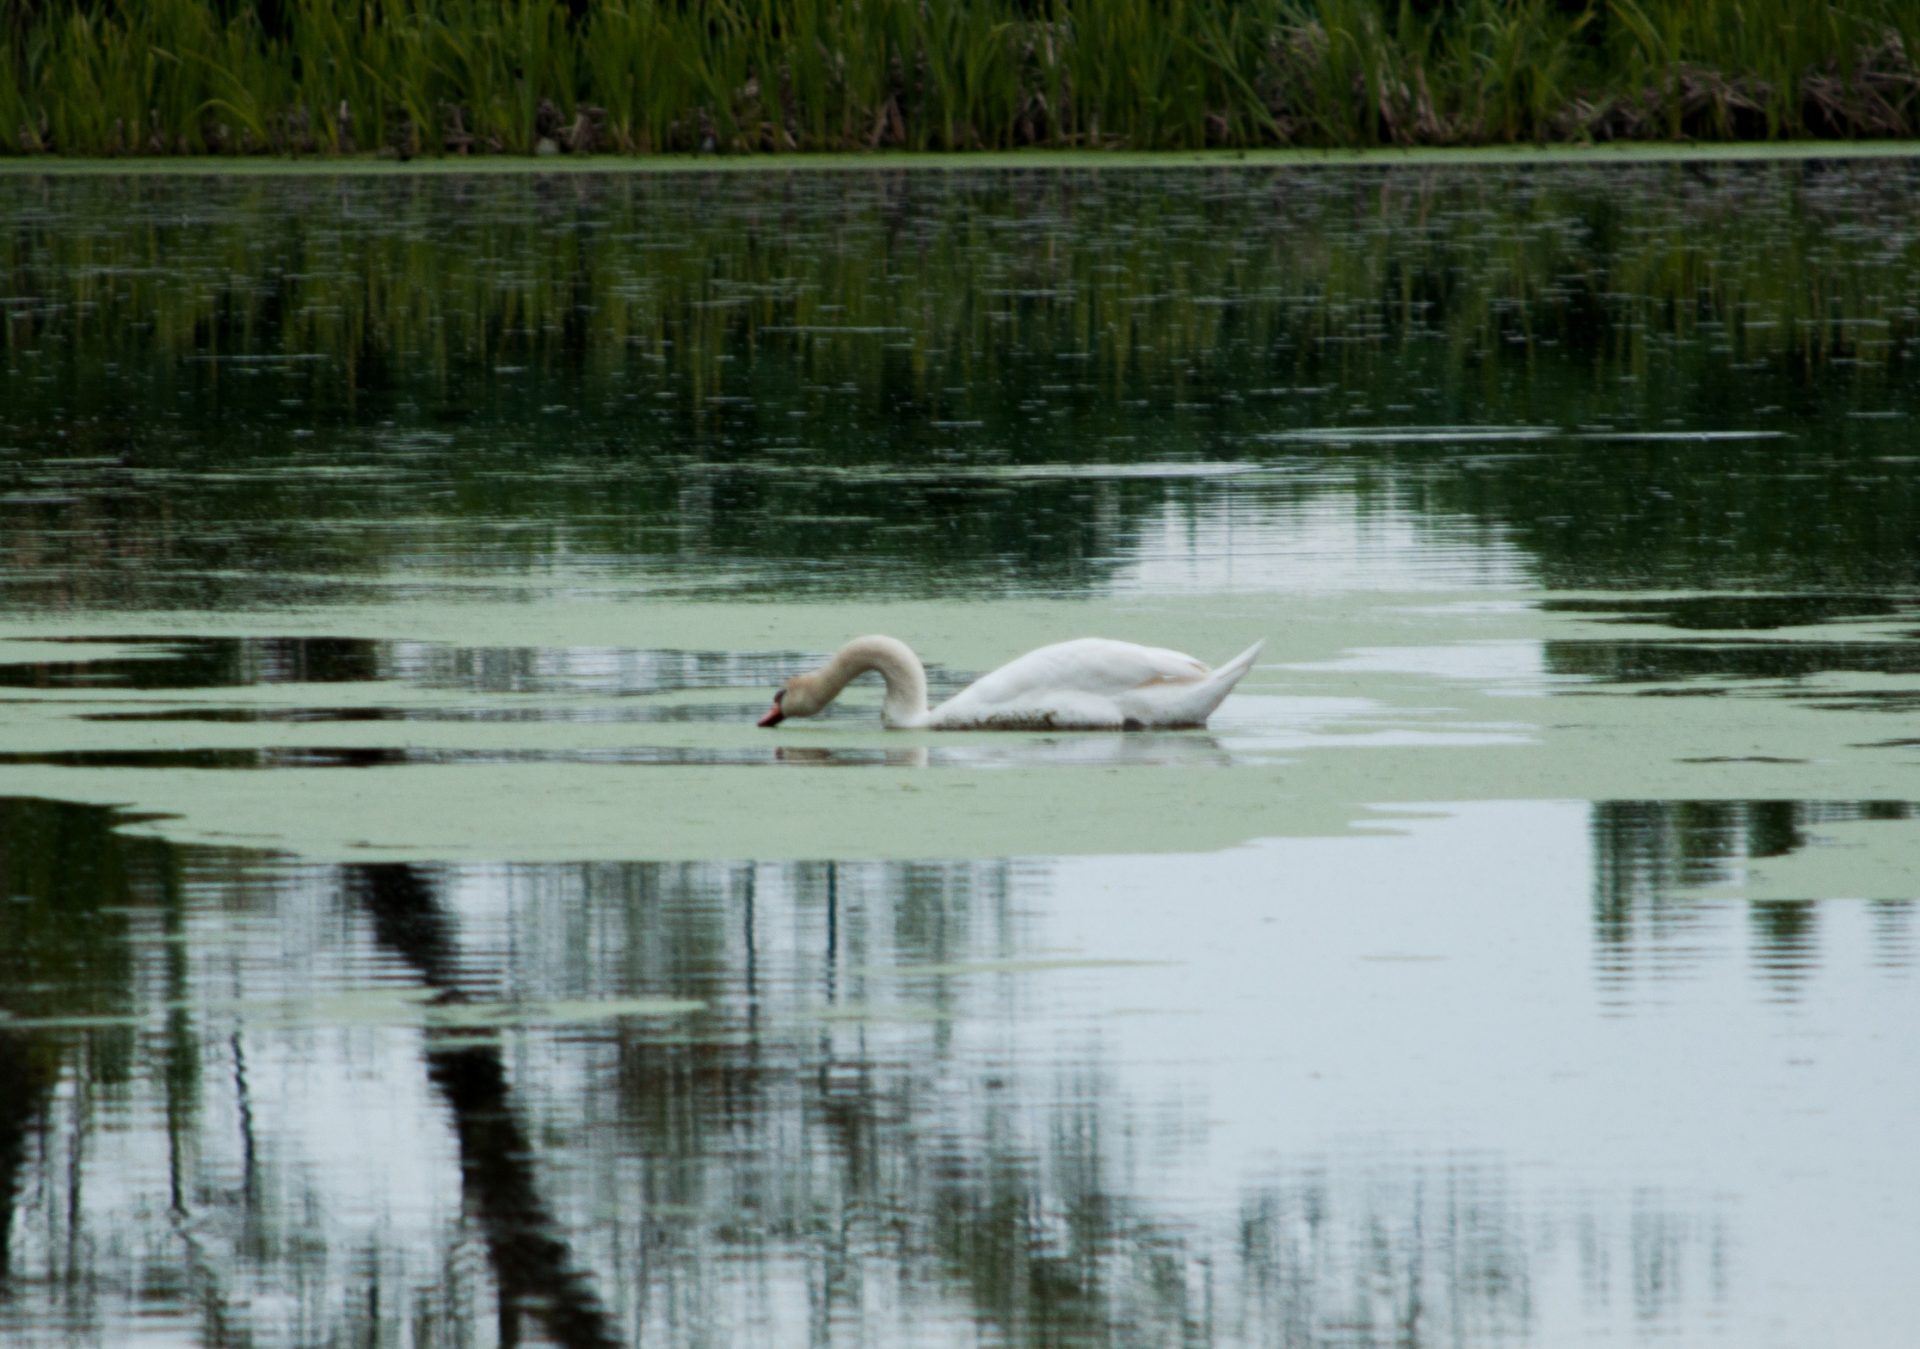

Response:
(812, 635), (929, 728)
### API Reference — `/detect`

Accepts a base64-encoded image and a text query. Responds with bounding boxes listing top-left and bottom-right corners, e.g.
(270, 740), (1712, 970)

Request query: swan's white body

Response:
(758, 635), (1264, 731)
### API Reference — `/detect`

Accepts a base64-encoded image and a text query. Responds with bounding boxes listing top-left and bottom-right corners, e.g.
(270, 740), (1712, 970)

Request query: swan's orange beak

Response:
(757, 702), (786, 728)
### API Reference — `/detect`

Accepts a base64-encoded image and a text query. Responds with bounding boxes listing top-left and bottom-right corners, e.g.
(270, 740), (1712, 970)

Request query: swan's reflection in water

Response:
(773, 733), (1235, 770)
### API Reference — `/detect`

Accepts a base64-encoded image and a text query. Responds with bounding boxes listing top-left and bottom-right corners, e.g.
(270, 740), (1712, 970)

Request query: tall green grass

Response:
(4, 0), (1920, 156)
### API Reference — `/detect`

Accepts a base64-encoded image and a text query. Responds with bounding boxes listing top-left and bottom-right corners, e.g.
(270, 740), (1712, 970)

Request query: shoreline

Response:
(7, 141), (1920, 177)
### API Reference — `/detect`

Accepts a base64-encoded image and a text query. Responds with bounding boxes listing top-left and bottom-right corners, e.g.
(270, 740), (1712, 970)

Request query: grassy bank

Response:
(4, 0), (1920, 158)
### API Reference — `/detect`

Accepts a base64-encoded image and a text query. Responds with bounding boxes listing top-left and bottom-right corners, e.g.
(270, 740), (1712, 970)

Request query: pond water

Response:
(2, 159), (1918, 1347)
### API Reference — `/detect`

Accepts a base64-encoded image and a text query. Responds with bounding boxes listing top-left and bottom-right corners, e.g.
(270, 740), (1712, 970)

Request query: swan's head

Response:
(757, 673), (828, 728)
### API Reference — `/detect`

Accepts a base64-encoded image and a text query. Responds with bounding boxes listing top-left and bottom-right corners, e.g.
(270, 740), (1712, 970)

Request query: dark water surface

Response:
(2, 162), (1919, 1346)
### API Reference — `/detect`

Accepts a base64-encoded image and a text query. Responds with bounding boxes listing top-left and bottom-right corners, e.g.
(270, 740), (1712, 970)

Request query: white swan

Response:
(756, 635), (1264, 731)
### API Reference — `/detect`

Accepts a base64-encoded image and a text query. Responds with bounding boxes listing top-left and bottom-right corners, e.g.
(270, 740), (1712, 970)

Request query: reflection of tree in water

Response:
(351, 863), (622, 1349)
(0, 635), (385, 694)
(1590, 799), (1915, 1004)
(0, 817), (1731, 1346)
(359, 858), (1726, 1346)
(0, 799), (152, 1280)
(0, 798), (193, 1305)
(1235, 1158), (1732, 1343)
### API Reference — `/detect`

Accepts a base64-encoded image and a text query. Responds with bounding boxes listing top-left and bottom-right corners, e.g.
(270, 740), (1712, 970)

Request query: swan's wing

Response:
(948, 637), (1209, 709)
(924, 638), (1262, 730)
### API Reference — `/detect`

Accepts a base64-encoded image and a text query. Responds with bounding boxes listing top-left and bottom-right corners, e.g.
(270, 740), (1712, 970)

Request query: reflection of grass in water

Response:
(4, 165), (1916, 409)
(5, 0), (1920, 154)
(4, 165), (1920, 595)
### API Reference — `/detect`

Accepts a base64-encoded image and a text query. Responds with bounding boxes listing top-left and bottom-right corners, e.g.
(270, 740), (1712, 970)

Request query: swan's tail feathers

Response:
(1170, 639), (1264, 727)
(1212, 639), (1265, 686)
